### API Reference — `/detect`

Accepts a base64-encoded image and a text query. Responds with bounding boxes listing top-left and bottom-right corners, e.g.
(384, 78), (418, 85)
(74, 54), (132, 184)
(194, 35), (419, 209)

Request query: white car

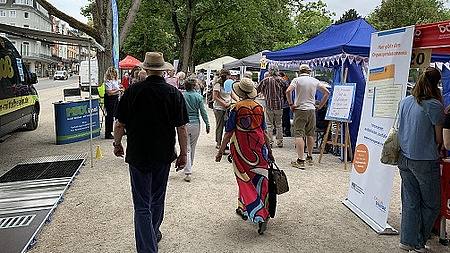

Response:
(54, 71), (68, 80)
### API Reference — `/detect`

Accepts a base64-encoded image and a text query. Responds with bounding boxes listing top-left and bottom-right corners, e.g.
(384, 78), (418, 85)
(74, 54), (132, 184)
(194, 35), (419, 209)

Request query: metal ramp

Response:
(0, 154), (86, 253)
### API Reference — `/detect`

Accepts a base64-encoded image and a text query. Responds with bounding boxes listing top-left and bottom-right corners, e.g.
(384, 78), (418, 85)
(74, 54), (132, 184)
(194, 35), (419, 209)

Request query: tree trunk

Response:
(178, 22), (196, 73)
(96, 1), (114, 84)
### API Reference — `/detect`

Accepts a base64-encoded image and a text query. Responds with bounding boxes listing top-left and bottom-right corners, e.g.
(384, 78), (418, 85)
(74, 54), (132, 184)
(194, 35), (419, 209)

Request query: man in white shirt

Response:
(286, 64), (330, 169)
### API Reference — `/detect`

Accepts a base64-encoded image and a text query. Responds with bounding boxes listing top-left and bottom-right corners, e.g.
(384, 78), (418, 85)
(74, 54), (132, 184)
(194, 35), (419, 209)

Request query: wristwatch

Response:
(113, 142), (121, 147)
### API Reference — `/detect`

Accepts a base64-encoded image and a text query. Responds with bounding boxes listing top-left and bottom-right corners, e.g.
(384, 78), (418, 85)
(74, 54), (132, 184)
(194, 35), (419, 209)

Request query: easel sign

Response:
(325, 82), (357, 122)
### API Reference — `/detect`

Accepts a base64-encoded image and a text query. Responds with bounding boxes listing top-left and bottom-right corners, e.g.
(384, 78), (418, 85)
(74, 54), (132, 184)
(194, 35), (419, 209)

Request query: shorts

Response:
(293, 109), (316, 138)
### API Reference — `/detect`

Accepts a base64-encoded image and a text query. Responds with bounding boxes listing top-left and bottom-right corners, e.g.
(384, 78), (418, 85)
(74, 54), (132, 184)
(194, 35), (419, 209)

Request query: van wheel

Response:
(26, 106), (39, 130)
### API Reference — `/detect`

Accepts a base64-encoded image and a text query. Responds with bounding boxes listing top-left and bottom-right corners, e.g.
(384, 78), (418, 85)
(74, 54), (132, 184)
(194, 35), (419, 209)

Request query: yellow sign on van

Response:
(0, 55), (14, 81)
(0, 95), (36, 116)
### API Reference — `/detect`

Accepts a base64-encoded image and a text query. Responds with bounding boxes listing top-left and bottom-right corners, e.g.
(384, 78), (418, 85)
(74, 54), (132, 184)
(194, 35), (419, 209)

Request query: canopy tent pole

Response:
(88, 40), (93, 168)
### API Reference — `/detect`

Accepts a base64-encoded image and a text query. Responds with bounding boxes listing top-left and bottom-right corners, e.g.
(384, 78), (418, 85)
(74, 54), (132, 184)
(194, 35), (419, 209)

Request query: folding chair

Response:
(63, 88), (82, 101)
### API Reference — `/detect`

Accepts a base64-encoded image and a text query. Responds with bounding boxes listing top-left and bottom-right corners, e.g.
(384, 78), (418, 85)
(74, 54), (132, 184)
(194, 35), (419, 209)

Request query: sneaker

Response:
(413, 245), (431, 253)
(306, 155), (313, 165)
(399, 243), (414, 251)
(184, 174), (191, 182)
(277, 141), (283, 148)
(291, 159), (305, 170)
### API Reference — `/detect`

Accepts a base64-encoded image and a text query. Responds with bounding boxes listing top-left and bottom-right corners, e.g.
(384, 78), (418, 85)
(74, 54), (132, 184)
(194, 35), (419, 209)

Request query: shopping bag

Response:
(380, 106), (400, 165)
(380, 126), (399, 165)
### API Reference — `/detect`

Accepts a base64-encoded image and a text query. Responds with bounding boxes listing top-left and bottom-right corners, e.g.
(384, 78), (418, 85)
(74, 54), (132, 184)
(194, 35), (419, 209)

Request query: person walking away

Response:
(165, 68), (179, 88)
(104, 67), (123, 139)
(122, 72), (130, 90)
(213, 68), (239, 149)
(215, 78), (274, 234)
(279, 72), (292, 137)
(397, 67), (443, 253)
(182, 77), (210, 182)
(113, 52), (189, 253)
(257, 64), (284, 148)
(286, 64), (329, 169)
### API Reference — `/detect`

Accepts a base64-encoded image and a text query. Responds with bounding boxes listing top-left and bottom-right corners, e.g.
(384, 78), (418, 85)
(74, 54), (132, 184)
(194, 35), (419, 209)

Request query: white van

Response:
(78, 59), (98, 91)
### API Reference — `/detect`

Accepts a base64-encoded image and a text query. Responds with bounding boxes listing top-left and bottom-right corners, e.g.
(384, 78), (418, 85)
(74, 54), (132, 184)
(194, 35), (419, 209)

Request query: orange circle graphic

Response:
(353, 144), (369, 174)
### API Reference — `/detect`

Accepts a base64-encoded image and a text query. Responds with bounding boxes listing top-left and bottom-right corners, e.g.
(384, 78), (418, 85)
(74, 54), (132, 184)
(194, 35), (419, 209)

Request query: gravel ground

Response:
(1, 85), (449, 253)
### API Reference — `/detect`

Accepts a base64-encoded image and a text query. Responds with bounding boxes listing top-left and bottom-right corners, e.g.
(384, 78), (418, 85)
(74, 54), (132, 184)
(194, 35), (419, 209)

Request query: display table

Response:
(53, 99), (100, 144)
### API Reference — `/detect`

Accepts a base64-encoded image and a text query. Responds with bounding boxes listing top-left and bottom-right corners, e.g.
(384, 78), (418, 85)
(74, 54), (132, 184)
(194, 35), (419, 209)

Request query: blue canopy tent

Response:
(264, 19), (377, 153)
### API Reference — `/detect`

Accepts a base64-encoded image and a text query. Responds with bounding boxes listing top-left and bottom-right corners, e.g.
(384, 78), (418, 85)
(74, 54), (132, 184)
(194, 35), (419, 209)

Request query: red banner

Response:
(414, 20), (450, 50)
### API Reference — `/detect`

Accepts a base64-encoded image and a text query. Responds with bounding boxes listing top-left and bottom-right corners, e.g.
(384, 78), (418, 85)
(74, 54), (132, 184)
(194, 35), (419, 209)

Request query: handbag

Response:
(270, 162), (289, 195)
(380, 106), (400, 165)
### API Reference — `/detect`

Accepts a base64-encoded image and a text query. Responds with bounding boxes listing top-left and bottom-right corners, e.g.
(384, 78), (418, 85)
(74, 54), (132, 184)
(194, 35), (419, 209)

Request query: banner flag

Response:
(343, 26), (414, 234)
(112, 0), (119, 69)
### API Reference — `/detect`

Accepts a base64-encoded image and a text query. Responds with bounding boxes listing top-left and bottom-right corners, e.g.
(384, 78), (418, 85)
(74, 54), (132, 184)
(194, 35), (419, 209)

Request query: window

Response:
(9, 10), (16, 18)
(24, 12), (29, 19)
(0, 0), (6, 4)
(15, 0), (32, 5)
(23, 24), (29, 28)
(22, 42), (29, 56)
(0, 10), (6, 17)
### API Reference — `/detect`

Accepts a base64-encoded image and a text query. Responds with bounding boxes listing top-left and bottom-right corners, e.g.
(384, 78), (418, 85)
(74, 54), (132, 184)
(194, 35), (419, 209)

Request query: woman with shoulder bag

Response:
(215, 78), (274, 235)
(397, 67), (444, 253)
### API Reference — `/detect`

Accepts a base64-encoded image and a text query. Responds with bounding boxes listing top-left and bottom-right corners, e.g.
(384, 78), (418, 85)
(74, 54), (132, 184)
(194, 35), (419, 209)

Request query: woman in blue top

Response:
(181, 77), (210, 182)
(397, 67), (444, 252)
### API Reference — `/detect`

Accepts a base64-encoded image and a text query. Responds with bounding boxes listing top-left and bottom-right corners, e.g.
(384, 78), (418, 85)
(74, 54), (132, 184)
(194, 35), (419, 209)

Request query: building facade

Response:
(0, 0), (58, 77)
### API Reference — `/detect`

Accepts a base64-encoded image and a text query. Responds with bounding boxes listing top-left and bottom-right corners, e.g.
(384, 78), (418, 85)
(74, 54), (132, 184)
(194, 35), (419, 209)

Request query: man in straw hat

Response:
(286, 64), (329, 170)
(113, 52), (189, 252)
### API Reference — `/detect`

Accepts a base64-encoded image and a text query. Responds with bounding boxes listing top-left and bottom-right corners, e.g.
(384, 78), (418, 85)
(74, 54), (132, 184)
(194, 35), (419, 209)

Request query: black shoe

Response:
(235, 208), (248, 220)
(258, 221), (267, 234)
(105, 134), (114, 139)
(157, 230), (162, 242)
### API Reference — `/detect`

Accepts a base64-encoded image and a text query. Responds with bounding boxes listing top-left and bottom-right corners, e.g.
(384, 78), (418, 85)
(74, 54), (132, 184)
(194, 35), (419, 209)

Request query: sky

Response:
(50, 0), (450, 24)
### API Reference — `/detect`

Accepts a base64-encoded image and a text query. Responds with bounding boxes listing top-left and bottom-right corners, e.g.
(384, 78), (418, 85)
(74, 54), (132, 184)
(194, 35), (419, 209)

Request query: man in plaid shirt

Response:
(257, 65), (286, 148)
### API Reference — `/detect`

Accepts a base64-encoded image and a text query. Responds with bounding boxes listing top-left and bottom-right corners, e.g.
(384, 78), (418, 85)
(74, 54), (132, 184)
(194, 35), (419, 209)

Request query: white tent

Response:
(195, 56), (237, 72)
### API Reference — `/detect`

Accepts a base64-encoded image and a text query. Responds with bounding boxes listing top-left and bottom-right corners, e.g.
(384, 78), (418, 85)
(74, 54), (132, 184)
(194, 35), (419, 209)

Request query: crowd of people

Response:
(104, 51), (447, 253)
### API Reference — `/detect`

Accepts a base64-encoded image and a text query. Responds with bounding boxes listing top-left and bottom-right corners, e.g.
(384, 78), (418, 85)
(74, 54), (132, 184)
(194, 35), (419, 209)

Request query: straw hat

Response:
(138, 52), (173, 71)
(232, 78), (257, 99)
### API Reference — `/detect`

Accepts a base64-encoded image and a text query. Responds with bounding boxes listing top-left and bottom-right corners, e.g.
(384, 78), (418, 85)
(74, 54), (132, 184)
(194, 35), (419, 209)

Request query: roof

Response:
(265, 19), (377, 61)
(0, 23), (104, 50)
(223, 51), (270, 69)
(119, 55), (141, 69)
(195, 56), (237, 71)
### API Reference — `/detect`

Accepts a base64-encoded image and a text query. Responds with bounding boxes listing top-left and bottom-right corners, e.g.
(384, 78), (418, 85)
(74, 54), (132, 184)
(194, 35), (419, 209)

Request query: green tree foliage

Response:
(291, 0), (334, 40)
(367, 0), (450, 30)
(117, 0), (335, 71)
(335, 9), (361, 25)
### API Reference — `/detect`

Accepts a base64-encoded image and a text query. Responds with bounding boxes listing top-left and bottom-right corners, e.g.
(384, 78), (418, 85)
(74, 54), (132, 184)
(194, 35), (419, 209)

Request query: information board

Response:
(325, 83), (356, 122)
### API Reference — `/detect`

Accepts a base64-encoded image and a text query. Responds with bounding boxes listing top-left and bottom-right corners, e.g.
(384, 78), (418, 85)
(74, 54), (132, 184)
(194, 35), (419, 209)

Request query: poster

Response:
(343, 26), (414, 234)
(325, 83), (356, 122)
(54, 99), (100, 145)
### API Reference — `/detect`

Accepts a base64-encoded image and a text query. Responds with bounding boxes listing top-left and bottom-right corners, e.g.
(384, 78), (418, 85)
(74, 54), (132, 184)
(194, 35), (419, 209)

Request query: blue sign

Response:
(54, 99), (100, 144)
(112, 0), (119, 69)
